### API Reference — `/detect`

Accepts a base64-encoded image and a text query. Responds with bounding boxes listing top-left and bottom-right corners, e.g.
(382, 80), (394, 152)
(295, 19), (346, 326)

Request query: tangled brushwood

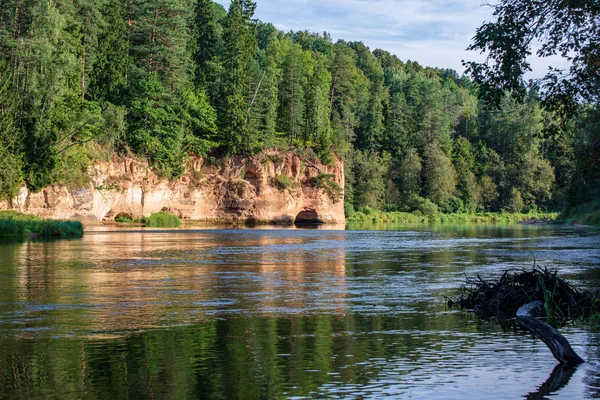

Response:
(448, 266), (599, 322)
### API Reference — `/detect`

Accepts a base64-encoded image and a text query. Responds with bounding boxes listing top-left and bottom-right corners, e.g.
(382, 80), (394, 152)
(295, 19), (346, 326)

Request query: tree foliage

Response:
(464, 0), (600, 112)
(0, 0), (586, 217)
(465, 0), (599, 215)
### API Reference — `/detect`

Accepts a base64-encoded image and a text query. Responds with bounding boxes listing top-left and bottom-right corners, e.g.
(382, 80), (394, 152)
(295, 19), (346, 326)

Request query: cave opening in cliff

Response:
(294, 210), (324, 225)
(244, 170), (259, 187)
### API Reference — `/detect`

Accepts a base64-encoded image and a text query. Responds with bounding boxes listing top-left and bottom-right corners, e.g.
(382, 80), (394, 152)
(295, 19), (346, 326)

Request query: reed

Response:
(0, 211), (83, 239)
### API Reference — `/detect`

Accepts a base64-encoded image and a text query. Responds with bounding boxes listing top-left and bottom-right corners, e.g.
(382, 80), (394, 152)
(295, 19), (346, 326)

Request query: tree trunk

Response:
(516, 301), (585, 365)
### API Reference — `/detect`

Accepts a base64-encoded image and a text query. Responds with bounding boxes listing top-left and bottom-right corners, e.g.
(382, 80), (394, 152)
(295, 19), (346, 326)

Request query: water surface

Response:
(0, 224), (599, 399)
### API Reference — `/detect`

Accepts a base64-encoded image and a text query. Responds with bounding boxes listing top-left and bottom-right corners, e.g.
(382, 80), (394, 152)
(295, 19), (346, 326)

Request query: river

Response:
(0, 224), (598, 399)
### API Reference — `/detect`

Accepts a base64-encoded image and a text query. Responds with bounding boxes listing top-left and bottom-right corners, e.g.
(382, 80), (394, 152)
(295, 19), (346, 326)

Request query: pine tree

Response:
(278, 41), (307, 145)
(129, 0), (193, 93)
(193, 0), (218, 88)
(219, 0), (256, 153)
(303, 52), (332, 147)
(352, 42), (386, 152)
(329, 42), (368, 152)
(453, 136), (480, 211)
(88, 0), (129, 104)
(248, 30), (285, 149)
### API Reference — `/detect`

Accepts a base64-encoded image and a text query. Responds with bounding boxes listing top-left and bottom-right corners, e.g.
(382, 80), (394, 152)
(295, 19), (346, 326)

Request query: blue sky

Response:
(214, 0), (567, 77)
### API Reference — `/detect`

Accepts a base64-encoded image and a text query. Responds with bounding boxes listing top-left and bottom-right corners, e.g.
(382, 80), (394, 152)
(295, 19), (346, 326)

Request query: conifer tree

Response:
(88, 0), (129, 104)
(220, 0), (256, 153)
(193, 0), (219, 88)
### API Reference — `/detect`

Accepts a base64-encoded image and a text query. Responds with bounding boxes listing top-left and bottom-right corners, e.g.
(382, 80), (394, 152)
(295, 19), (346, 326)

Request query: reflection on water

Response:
(0, 224), (599, 399)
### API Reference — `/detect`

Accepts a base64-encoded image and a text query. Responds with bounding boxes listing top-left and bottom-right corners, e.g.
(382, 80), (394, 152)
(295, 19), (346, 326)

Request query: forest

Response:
(0, 0), (598, 220)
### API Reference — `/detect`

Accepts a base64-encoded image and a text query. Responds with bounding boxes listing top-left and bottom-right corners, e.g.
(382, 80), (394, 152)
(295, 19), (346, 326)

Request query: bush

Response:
(273, 174), (296, 190)
(407, 196), (439, 218)
(522, 203), (540, 214)
(146, 212), (181, 228)
(311, 173), (343, 202)
(383, 204), (401, 212)
(443, 196), (465, 213)
(344, 202), (355, 217)
(357, 205), (377, 215)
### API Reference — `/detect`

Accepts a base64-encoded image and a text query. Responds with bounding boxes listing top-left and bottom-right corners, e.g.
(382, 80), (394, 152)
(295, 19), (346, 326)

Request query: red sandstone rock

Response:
(0, 150), (345, 225)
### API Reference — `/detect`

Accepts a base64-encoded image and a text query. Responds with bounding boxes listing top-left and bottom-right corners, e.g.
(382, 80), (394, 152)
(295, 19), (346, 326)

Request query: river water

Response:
(0, 224), (598, 399)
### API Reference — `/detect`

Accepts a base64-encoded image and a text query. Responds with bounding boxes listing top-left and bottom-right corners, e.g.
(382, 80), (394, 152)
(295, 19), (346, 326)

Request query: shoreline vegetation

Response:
(114, 211), (183, 228)
(0, 211), (83, 239)
(346, 210), (560, 225)
(2, 207), (597, 240)
(108, 210), (572, 227)
(0, 210), (183, 240)
(556, 201), (600, 227)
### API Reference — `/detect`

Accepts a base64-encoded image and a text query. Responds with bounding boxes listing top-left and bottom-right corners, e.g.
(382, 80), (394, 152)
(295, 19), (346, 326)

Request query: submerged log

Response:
(449, 267), (597, 365)
(516, 301), (585, 364)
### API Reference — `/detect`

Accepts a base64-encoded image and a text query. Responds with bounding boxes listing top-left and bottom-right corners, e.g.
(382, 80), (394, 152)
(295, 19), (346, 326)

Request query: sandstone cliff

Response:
(0, 150), (345, 225)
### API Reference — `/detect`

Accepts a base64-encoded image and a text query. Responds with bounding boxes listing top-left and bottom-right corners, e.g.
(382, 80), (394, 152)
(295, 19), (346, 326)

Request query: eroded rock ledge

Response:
(0, 150), (345, 225)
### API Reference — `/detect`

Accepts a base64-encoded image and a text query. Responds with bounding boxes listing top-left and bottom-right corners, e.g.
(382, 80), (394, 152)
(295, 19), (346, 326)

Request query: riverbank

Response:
(0, 211), (83, 239)
(554, 202), (600, 227)
(346, 210), (559, 225)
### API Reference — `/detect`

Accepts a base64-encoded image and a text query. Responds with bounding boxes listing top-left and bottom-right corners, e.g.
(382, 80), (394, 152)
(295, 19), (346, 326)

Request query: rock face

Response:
(0, 150), (345, 225)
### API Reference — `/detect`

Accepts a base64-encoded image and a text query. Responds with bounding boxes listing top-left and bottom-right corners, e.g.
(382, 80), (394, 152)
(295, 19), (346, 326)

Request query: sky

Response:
(214, 0), (568, 77)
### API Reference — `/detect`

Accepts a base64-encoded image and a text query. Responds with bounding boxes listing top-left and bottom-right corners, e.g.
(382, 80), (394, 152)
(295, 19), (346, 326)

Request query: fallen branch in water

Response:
(448, 266), (598, 364)
(516, 301), (584, 364)
(448, 266), (596, 321)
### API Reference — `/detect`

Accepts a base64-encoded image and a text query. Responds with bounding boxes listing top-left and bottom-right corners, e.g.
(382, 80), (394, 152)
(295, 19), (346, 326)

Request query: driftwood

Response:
(449, 267), (597, 365)
(516, 301), (584, 364)
(449, 267), (595, 321)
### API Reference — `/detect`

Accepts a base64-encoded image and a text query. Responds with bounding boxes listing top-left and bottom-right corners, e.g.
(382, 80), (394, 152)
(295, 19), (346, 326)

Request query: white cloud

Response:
(214, 0), (570, 77)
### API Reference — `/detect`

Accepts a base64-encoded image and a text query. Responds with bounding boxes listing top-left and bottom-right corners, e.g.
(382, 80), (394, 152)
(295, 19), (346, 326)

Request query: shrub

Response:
(344, 202), (355, 217)
(444, 196), (465, 213)
(273, 174), (296, 190)
(522, 203), (540, 214)
(357, 205), (377, 215)
(407, 196), (439, 218)
(311, 173), (343, 202)
(146, 212), (181, 228)
(384, 204), (401, 212)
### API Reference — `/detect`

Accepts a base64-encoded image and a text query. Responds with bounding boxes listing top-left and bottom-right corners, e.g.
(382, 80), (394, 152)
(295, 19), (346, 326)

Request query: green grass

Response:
(145, 212), (182, 228)
(0, 211), (83, 239)
(346, 210), (559, 225)
(555, 201), (600, 227)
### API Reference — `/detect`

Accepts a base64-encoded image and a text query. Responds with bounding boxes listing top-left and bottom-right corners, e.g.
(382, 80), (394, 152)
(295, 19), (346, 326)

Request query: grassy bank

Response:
(554, 201), (600, 227)
(0, 211), (84, 239)
(346, 210), (559, 225)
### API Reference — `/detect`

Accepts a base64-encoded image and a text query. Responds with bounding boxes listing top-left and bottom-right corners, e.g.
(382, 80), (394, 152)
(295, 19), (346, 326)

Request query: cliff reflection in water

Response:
(0, 225), (598, 399)
(7, 229), (348, 335)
